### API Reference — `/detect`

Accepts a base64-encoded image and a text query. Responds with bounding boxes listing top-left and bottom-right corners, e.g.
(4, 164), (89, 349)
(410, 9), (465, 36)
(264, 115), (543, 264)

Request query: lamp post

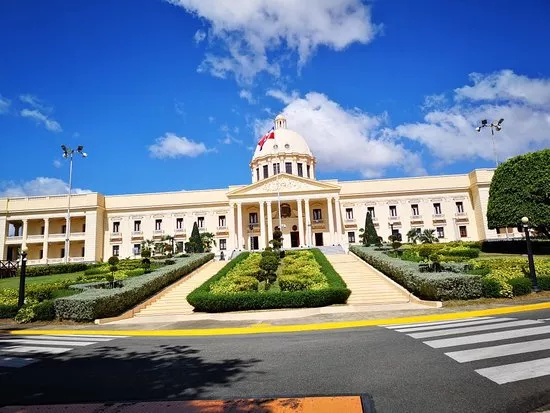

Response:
(18, 245), (28, 308)
(475, 118), (504, 167)
(61, 145), (87, 264)
(521, 217), (541, 293)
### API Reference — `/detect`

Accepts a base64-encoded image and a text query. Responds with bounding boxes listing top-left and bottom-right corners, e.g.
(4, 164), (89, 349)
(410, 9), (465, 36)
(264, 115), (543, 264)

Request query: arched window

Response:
(280, 203), (292, 218)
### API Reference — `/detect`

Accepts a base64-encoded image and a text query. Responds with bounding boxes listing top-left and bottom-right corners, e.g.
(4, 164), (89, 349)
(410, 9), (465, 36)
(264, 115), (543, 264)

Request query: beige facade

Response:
(0, 116), (515, 265)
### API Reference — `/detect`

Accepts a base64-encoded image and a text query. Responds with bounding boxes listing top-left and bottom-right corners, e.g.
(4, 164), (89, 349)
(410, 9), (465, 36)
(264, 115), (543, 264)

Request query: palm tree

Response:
(200, 232), (217, 252)
(418, 229), (439, 244)
(407, 228), (419, 244)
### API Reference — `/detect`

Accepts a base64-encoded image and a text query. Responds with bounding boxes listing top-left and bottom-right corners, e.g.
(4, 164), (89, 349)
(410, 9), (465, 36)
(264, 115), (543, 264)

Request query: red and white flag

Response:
(257, 127), (275, 151)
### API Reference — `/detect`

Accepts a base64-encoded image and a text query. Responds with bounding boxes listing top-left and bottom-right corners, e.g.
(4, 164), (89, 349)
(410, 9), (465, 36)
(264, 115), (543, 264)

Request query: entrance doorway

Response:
(290, 231), (300, 248)
(315, 233), (324, 246)
(250, 236), (259, 250)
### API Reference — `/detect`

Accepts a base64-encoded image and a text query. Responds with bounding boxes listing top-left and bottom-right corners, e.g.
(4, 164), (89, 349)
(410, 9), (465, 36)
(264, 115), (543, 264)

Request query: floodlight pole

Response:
(490, 128), (499, 168)
(64, 153), (74, 264)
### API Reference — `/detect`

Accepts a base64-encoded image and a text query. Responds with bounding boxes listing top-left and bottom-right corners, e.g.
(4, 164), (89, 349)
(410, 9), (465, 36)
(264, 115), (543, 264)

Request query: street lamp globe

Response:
(521, 216), (529, 225)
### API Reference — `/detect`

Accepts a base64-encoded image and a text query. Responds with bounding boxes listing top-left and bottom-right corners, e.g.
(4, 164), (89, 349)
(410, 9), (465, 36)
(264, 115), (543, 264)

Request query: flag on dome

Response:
(257, 127), (275, 151)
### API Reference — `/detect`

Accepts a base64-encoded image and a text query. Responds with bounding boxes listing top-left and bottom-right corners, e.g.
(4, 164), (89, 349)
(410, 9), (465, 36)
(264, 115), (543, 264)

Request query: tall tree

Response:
(487, 149), (550, 238)
(187, 222), (204, 253)
(358, 212), (380, 246)
(200, 232), (217, 252)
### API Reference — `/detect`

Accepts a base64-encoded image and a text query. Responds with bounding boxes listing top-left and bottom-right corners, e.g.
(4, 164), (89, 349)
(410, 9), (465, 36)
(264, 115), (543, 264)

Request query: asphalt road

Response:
(1, 309), (550, 412)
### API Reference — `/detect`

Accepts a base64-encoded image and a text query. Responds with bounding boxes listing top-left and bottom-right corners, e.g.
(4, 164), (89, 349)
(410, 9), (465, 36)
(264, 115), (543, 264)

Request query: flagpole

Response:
(277, 156), (282, 232)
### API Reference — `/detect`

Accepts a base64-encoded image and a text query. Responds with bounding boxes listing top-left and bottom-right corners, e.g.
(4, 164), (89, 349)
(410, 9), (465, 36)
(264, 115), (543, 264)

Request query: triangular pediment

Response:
(227, 174), (340, 198)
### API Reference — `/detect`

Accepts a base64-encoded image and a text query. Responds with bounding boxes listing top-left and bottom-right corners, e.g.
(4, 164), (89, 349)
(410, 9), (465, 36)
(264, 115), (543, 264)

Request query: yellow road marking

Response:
(8, 302), (550, 337)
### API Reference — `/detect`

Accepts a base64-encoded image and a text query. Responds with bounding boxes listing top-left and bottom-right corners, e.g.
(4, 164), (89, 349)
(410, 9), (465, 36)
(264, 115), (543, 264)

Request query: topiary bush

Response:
(508, 277), (533, 296)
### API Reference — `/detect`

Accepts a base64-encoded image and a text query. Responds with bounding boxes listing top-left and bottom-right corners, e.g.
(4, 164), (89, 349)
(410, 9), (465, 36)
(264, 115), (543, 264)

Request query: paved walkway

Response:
(134, 261), (226, 318)
(325, 253), (411, 305)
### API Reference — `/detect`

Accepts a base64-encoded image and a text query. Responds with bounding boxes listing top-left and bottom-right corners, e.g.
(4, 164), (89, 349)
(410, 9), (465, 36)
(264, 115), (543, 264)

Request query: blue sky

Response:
(1, 0), (550, 196)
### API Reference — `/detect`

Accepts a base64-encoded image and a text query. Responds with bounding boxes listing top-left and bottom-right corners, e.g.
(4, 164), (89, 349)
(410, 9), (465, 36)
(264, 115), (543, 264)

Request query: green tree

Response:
(107, 255), (119, 287)
(406, 228), (419, 244)
(487, 149), (550, 238)
(186, 222), (204, 253)
(270, 229), (283, 250)
(358, 212), (380, 246)
(200, 232), (217, 252)
(418, 229), (439, 244)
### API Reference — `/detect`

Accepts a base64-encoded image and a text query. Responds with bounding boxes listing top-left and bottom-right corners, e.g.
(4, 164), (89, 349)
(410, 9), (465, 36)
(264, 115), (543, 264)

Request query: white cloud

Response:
(0, 177), (91, 198)
(421, 93), (447, 111)
(239, 89), (255, 104)
(255, 91), (425, 178)
(0, 95), (11, 114)
(20, 109), (62, 132)
(53, 159), (62, 168)
(393, 70), (550, 165)
(455, 70), (550, 106)
(169, 0), (379, 83)
(208, 115), (215, 123)
(194, 29), (206, 43)
(266, 89), (300, 105)
(149, 132), (210, 158)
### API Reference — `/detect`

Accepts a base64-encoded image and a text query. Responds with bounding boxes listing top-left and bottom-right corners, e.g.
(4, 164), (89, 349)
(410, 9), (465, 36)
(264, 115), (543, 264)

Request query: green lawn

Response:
(0, 271), (86, 290)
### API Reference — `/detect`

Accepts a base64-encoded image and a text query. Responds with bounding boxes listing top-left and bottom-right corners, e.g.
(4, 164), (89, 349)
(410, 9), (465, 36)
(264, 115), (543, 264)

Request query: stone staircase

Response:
(325, 253), (410, 305)
(134, 260), (226, 317)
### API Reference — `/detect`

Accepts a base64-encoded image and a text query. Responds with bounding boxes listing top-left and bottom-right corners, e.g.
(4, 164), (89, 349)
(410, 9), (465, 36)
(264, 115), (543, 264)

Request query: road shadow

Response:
(0, 343), (263, 406)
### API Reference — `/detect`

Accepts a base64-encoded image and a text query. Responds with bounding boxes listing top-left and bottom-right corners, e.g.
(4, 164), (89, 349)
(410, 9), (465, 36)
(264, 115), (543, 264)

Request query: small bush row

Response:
(481, 240), (550, 255)
(20, 263), (90, 277)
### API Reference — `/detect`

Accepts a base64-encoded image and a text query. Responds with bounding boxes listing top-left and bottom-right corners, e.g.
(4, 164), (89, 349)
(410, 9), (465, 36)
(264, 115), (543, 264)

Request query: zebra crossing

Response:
(380, 316), (550, 385)
(0, 334), (127, 368)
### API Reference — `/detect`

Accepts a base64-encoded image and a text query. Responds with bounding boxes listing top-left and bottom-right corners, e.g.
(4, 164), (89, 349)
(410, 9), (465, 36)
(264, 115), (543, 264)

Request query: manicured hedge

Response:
(54, 253), (213, 321)
(481, 240), (550, 255)
(350, 246), (483, 300)
(20, 262), (90, 277)
(187, 249), (351, 312)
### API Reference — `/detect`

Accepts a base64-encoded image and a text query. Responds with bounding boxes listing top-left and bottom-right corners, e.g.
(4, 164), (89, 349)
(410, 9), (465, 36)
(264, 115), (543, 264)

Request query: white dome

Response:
(252, 122), (313, 160)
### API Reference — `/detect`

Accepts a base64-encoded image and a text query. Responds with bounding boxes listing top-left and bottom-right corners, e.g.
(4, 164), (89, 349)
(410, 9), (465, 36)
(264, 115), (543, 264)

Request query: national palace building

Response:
(0, 115), (516, 265)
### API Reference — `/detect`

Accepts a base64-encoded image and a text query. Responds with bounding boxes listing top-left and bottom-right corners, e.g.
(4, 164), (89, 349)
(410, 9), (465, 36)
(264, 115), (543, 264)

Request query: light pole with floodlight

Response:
(61, 145), (87, 264)
(476, 118), (504, 167)
(521, 216), (541, 293)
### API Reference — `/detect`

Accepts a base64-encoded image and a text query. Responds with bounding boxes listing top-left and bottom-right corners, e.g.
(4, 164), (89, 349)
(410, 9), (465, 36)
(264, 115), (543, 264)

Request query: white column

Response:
(297, 199), (304, 247)
(0, 216), (7, 260)
(335, 198), (343, 245)
(267, 201), (273, 246)
(327, 197), (335, 245)
(228, 203), (236, 251)
(43, 218), (50, 262)
(304, 199), (311, 247)
(22, 219), (28, 246)
(237, 202), (244, 250)
(259, 200), (266, 250)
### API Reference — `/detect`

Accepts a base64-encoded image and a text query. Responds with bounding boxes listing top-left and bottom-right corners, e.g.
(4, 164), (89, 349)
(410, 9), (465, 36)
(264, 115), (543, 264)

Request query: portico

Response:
(228, 173), (343, 250)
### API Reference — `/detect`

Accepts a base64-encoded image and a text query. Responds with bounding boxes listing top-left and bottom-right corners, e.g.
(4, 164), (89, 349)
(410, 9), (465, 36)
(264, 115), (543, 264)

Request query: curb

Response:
(10, 301), (550, 337)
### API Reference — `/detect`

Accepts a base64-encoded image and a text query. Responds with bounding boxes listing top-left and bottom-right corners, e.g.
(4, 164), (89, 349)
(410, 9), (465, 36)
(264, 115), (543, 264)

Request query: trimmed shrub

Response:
(164, 259), (176, 266)
(54, 253), (213, 321)
(20, 262), (89, 277)
(351, 246), (482, 300)
(481, 240), (550, 255)
(538, 276), (550, 290)
(124, 268), (146, 277)
(210, 275), (259, 294)
(84, 267), (110, 276)
(481, 277), (502, 298)
(508, 277), (533, 296)
(0, 303), (18, 318)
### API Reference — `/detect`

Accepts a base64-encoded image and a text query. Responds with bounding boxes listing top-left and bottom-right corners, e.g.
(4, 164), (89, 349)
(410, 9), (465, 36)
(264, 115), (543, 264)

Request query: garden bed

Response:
(187, 249), (350, 312)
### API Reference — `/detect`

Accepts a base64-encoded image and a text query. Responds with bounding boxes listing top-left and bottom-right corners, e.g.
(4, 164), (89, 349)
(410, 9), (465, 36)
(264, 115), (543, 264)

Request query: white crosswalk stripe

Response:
(0, 334), (127, 368)
(380, 316), (550, 385)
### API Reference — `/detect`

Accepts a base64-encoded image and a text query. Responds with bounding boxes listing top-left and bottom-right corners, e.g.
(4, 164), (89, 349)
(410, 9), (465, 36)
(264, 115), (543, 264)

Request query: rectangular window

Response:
(256, 168), (260, 181)
(285, 162), (292, 174)
(263, 165), (269, 179)
(345, 208), (354, 220)
(496, 228), (503, 235)
(39, 249), (43, 259)
(459, 225), (468, 238)
(348, 231), (356, 243)
(434, 203), (442, 214)
(220, 239), (227, 250)
(176, 242), (184, 253)
(112, 245), (120, 256)
(297, 163), (303, 177)
(313, 209), (322, 220)
(133, 244), (141, 255)
(411, 204), (419, 216)
(456, 201), (464, 213)
(155, 219), (162, 230)
(197, 217), (205, 228)
(40, 226), (45, 235)
(436, 226), (445, 238)
(176, 218), (183, 229)
(367, 206), (375, 218)
(218, 215), (226, 227)
(81, 246), (85, 257)
(249, 212), (258, 224)
(62, 224), (66, 234)
(273, 163), (280, 175)
(112, 221), (120, 233)
(134, 220), (141, 231)
(307, 165), (311, 178)
(389, 206), (397, 217)
(61, 248), (65, 258)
